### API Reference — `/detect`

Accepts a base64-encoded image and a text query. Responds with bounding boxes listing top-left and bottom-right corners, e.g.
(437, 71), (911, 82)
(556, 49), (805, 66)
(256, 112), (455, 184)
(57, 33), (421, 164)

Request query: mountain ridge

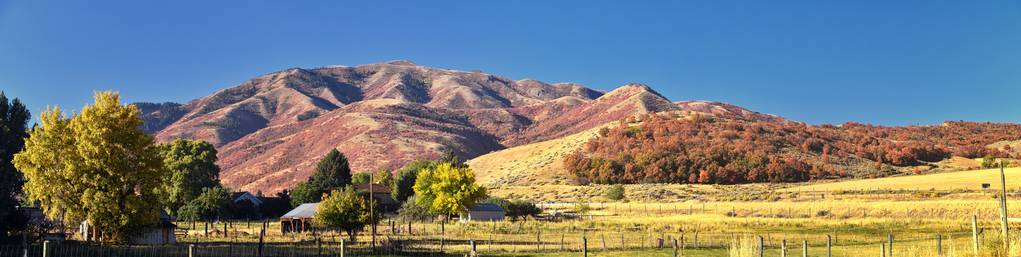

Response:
(139, 60), (775, 193)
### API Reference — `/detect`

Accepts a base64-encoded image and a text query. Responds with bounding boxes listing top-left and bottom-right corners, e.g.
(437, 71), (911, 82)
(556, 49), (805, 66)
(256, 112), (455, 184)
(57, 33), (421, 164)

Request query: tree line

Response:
(566, 113), (1021, 185)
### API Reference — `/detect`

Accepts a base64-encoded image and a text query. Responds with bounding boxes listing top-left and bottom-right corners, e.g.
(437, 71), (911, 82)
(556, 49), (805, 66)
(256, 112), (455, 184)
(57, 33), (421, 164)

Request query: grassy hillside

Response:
(468, 123), (612, 186)
(788, 167), (1021, 192)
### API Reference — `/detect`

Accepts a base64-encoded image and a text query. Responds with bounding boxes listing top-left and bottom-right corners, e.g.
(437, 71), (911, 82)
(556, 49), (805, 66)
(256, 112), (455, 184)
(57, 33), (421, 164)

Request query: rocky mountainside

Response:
(139, 60), (774, 193)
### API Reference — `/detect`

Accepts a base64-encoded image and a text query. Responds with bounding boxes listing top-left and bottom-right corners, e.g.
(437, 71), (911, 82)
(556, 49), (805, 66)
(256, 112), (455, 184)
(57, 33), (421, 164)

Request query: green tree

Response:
(290, 182), (318, 207)
(352, 173), (371, 184)
(604, 184), (626, 201)
(157, 139), (220, 214)
(314, 187), (377, 241)
(413, 162), (487, 218)
(392, 160), (434, 203)
(982, 155), (998, 169)
(14, 92), (166, 242)
(308, 149), (352, 195)
(187, 186), (233, 220)
(0, 92), (30, 242)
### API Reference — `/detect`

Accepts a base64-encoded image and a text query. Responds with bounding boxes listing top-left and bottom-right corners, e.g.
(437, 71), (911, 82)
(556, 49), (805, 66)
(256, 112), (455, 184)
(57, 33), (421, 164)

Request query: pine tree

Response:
(0, 91), (30, 242)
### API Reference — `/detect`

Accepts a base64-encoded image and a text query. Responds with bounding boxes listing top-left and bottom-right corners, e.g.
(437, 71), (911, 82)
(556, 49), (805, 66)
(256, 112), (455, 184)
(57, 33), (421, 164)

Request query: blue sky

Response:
(1, 1), (1019, 125)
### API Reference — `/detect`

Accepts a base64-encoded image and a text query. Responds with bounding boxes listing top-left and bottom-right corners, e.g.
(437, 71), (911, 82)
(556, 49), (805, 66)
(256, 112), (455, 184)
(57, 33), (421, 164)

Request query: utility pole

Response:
(999, 160), (1010, 255)
(370, 172), (377, 251)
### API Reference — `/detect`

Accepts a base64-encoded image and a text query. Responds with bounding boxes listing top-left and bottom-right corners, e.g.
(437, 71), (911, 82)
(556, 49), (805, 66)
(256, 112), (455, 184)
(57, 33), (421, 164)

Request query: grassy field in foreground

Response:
(787, 167), (1021, 192)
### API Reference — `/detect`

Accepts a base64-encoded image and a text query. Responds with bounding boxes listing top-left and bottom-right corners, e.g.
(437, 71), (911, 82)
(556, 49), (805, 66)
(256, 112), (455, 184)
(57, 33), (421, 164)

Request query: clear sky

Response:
(1, 1), (1018, 125)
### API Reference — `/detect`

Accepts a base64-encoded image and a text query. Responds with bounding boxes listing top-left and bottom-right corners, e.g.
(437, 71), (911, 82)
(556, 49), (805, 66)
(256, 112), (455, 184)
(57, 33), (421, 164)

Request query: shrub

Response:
(604, 185), (625, 201)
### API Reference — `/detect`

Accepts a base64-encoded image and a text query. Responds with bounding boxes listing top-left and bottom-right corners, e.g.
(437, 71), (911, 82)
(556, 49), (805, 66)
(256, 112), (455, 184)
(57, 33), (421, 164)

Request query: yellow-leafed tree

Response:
(413, 162), (487, 218)
(14, 92), (166, 242)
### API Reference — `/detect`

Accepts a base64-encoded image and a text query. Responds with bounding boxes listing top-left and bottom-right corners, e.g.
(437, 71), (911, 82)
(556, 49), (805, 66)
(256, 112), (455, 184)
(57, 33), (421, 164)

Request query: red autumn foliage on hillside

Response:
(565, 114), (1021, 185)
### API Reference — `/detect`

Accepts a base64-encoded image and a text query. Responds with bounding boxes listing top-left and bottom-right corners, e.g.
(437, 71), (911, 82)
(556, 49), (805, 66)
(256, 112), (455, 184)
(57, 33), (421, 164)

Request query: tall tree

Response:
(392, 160), (435, 203)
(0, 92), (30, 242)
(413, 162), (487, 218)
(157, 139), (220, 214)
(14, 92), (166, 242)
(307, 149), (352, 197)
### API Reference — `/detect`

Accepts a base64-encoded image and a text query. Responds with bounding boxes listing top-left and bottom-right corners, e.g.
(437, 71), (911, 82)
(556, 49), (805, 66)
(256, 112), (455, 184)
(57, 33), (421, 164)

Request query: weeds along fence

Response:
(0, 230), (1016, 257)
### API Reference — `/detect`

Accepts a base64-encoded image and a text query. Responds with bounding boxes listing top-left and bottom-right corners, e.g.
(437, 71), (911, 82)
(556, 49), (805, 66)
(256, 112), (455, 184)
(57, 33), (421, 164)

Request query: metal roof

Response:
(280, 203), (319, 219)
(471, 203), (505, 212)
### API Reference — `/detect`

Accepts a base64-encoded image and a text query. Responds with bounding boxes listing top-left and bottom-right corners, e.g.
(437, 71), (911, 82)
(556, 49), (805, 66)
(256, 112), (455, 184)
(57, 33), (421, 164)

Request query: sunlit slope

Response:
(788, 167), (1021, 192)
(467, 123), (612, 186)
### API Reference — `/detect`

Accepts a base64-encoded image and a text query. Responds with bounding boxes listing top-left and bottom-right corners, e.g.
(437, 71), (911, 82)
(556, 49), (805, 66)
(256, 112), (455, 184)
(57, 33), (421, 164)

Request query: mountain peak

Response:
(384, 60), (418, 66)
(605, 83), (666, 99)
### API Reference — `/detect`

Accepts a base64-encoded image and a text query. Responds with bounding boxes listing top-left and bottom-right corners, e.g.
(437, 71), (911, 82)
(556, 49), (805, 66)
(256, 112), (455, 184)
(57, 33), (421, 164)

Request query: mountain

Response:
(140, 60), (699, 193)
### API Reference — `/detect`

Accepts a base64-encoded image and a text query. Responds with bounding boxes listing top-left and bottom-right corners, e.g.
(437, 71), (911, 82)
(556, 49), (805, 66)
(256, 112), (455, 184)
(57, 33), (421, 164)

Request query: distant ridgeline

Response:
(565, 113), (1021, 185)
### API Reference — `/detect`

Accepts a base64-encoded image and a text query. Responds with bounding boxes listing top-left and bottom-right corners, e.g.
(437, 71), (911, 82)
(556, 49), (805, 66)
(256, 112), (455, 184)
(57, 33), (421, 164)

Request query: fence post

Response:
(972, 215), (979, 257)
(674, 238), (680, 257)
(759, 236), (764, 257)
(41, 240), (49, 257)
(802, 240), (808, 257)
(583, 236), (588, 257)
(440, 221), (445, 253)
(781, 239), (787, 257)
(887, 234), (893, 257)
(881, 243), (886, 257)
(340, 239), (345, 257)
(317, 237), (322, 257)
(936, 234), (942, 256)
(470, 240), (477, 257)
(561, 233), (566, 251)
(188, 244), (195, 257)
(258, 222), (266, 257)
(620, 230), (626, 249)
(1000, 162), (1011, 256)
(827, 235), (832, 257)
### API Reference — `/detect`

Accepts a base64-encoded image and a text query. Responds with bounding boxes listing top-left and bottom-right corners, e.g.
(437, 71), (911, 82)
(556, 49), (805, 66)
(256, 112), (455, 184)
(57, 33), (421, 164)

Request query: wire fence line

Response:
(0, 229), (976, 257)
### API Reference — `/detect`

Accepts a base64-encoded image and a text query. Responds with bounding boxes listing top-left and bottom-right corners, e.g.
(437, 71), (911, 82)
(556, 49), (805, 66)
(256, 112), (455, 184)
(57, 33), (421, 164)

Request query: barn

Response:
(280, 203), (318, 234)
(461, 203), (506, 222)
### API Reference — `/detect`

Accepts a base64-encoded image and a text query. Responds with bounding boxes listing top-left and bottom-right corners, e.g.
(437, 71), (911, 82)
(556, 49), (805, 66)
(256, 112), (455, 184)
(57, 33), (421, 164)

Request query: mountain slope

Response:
(140, 61), (679, 193)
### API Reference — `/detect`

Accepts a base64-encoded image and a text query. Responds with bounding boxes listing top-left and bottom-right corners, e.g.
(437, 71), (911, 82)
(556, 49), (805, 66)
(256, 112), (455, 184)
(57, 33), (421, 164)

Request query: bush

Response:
(573, 201), (591, 215)
(484, 197), (541, 220)
(604, 185), (625, 201)
(397, 196), (431, 220)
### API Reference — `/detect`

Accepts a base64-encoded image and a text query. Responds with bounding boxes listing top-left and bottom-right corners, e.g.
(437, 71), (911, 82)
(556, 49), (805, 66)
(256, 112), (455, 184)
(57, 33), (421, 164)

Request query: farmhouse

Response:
(232, 191), (263, 207)
(280, 203), (318, 234)
(460, 203), (506, 222)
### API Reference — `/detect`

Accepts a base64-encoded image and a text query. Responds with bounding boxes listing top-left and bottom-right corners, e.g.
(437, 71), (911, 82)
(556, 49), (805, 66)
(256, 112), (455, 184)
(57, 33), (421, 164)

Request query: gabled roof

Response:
(281, 203), (319, 219)
(471, 203), (504, 212)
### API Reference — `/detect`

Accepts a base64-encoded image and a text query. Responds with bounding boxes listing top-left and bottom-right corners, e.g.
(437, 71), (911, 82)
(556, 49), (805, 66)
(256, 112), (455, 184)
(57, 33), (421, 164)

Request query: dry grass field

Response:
(787, 167), (1021, 192)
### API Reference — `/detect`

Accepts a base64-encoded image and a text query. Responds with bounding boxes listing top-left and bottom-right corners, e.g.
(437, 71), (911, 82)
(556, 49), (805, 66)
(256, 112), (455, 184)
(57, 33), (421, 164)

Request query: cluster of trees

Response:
(0, 92), (30, 243)
(10, 92), (267, 242)
(566, 114), (1021, 185)
(14, 92), (167, 242)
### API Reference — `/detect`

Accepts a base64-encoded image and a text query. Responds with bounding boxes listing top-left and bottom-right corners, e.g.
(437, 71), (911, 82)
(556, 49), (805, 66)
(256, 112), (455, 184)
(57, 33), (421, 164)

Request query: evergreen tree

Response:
(0, 92), (30, 242)
(308, 149), (352, 196)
